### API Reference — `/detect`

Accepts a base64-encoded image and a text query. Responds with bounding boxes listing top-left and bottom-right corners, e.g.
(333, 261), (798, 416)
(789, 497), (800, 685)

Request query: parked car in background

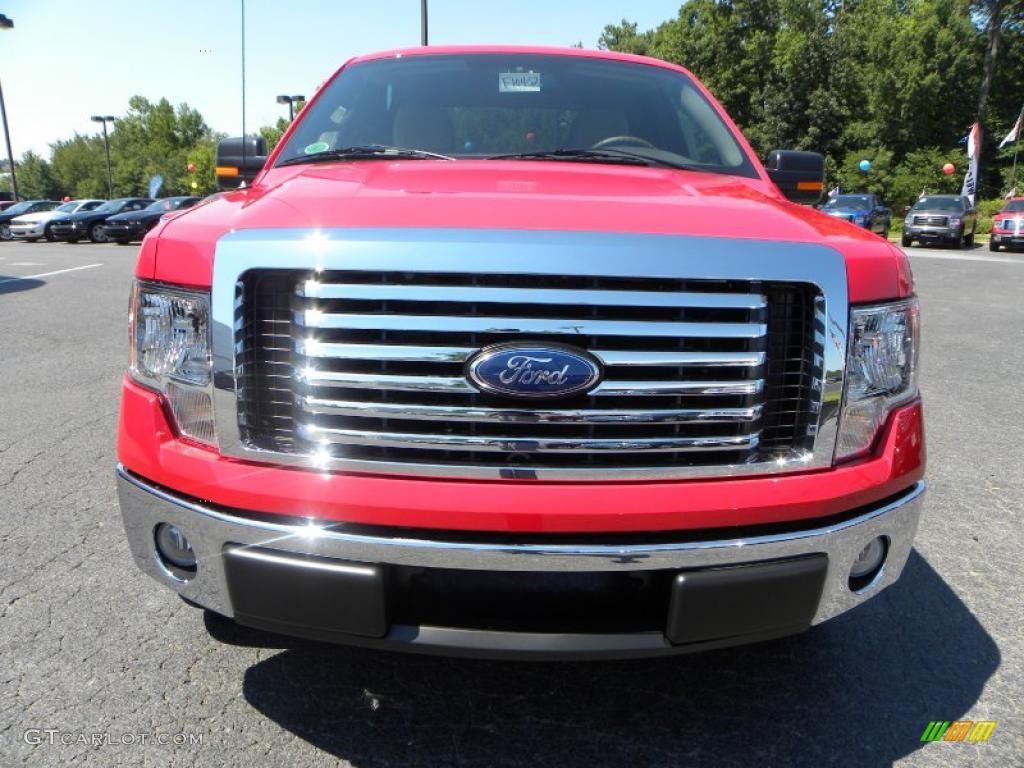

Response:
(104, 196), (201, 244)
(901, 194), (977, 248)
(988, 196), (1024, 252)
(821, 193), (891, 237)
(9, 199), (106, 242)
(48, 197), (154, 243)
(0, 200), (62, 240)
(0, 200), (18, 212)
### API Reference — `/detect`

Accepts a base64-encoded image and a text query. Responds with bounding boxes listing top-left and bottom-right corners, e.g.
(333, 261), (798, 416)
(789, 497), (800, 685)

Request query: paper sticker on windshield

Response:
(304, 141), (330, 155)
(499, 72), (541, 93)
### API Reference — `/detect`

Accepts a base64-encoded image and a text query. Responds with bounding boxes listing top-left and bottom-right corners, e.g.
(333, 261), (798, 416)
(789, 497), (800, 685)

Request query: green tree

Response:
(598, 19), (653, 55)
(50, 134), (109, 199)
(14, 151), (60, 199)
(889, 147), (963, 207)
(259, 117), (291, 152)
(601, 0), (1024, 201)
(111, 96), (216, 197)
(179, 138), (221, 196)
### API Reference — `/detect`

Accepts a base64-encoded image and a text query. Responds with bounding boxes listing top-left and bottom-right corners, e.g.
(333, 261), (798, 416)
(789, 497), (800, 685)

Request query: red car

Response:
(117, 46), (924, 659)
(989, 196), (1024, 251)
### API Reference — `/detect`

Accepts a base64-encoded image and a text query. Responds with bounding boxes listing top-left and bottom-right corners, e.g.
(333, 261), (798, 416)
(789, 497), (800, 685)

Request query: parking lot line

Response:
(0, 263), (103, 285)
(907, 251), (1024, 265)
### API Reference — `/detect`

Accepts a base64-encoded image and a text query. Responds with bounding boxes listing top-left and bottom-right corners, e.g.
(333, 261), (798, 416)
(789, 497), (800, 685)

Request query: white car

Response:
(10, 199), (106, 242)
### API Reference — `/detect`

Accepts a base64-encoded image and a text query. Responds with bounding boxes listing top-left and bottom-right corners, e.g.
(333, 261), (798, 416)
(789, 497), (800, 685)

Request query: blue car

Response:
(821, 194), (891, 237)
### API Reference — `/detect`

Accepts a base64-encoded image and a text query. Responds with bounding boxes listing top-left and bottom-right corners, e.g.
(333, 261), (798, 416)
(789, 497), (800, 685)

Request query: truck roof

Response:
(346, 44), (691, 75)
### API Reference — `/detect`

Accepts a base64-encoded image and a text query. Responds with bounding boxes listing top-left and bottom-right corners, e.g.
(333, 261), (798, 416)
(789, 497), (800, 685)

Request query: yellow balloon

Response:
(191, 181), (198, 189)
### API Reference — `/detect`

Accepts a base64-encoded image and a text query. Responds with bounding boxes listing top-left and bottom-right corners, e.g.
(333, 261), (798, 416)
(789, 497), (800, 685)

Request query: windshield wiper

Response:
(487, 148), (698, 171)
(278, 145), (455, 166)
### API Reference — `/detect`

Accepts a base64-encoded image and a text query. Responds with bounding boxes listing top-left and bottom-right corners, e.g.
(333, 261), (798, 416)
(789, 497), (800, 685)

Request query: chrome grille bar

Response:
(295, 341), (765, 368)
(298, 397), (763, 424)
(298, 424), (760, 453)
(295, 311), (767, 339)
(300, 370), (764, 397)
(299, 280), (767, 309)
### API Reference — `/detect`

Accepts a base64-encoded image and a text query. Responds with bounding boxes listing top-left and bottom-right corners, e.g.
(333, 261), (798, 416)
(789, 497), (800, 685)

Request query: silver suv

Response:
(901, 194), (977, 249)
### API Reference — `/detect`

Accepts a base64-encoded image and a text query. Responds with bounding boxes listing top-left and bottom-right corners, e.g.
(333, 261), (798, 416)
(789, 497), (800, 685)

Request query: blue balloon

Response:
(858, 159), (871, 172)
(463, 141), (475, 152)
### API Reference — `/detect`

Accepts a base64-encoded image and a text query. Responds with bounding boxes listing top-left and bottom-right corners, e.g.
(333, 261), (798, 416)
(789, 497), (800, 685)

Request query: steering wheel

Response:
(591, 135), (657, 150)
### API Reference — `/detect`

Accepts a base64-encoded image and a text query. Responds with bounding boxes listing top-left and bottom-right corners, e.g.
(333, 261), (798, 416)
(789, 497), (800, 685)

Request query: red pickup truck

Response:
(118, 46), (924, 659)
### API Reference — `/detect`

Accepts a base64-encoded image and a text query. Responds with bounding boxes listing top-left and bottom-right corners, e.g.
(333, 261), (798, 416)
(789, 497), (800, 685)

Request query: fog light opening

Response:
(154, 523), (197, 583)
(848, 535), (888, 592)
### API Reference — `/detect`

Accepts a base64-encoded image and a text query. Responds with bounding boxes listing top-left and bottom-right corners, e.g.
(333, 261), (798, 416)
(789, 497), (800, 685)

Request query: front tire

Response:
(0, 224), (11, 241)
(965, 229), (975, 248)
(44, 225), (58, 242)
(88, 223), (108, 243)
(990, 240), (999, 252)
(901, 234), (912, 248)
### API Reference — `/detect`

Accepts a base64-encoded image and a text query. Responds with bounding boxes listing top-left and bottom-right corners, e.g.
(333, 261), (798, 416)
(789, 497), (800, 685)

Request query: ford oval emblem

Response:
(467, 343), (602, 399)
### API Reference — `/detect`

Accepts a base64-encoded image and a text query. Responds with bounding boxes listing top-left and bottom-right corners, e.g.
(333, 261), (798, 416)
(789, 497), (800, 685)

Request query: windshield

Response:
(5, 201), (34, 215)
(823, 195), (872, 211)
(94, 200), (125, 213)
(1003, 200), (1024, 212)
(146, 199), (179, 211)
(912, 197), (964, 212)
(56, 202), (77, 212)
(276, 53), (756, 177)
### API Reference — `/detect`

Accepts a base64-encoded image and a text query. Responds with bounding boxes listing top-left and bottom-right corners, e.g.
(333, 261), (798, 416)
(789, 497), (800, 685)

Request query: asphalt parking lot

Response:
(1, 239), (1021, 767)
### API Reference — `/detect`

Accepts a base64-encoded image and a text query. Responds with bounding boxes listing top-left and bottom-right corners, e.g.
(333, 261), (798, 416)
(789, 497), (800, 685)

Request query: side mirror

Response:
(903, 205), (911, 214)
(216, 136), (268, 189)
(764, 150), (824, 205)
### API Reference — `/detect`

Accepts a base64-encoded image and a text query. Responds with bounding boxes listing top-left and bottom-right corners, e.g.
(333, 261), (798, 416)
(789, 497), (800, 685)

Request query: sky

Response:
(1, 0), (682, 159)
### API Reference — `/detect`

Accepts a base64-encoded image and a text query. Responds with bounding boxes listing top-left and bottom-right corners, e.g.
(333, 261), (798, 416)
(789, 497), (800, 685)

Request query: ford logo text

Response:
(467, 344), (602, 399)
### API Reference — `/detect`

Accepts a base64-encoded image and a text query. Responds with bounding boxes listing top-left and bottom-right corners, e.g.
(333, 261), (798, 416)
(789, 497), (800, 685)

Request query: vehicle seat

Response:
(566, 109), (630, 148)
(392, 105), (455, 153)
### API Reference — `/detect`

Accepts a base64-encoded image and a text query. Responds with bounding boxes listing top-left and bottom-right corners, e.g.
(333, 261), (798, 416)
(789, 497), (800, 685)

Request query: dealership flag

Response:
(999, 110), (1023, 148)
(961, 122), (980, 205)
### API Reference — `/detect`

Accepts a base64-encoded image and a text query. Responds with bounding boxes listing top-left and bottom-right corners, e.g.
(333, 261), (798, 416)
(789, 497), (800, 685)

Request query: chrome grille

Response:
(234, 270), (823, 478)
(912, 215), (948, 227)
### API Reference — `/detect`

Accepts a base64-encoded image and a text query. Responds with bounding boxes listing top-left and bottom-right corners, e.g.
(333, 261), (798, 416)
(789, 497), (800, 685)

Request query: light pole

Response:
(421, 0), (428, 45)
(275, 94), (305, 121)
(91, 115), (115, 198)
(0, 14), (17, 200)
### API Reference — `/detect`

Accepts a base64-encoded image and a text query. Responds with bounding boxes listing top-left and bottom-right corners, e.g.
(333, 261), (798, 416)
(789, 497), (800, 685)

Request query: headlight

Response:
(904, 216), (914, 226)
(836, 298), (919, 460)
(948, 217), (962, 227)
(129, 281), (217, 446)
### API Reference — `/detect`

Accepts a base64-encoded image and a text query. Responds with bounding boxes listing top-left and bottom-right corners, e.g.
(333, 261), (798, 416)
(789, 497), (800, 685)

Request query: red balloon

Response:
(942, 163), (955, 175)
(525, 132), (536, 143)
(63, 196), (70, 202)
(187, 162), (197, 173)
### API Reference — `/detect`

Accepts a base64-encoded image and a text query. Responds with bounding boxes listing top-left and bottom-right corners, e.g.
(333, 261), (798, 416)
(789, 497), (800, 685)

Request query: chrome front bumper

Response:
(117, 466), (925, 658)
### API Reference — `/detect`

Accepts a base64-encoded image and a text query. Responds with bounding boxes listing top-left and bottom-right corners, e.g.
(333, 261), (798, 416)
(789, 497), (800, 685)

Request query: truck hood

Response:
(148, 161), (912, 301)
